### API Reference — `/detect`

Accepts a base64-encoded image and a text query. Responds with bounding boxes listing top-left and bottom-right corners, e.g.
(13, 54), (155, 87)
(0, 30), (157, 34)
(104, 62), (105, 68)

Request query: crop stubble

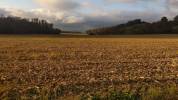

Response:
(0, 36), (178, 97)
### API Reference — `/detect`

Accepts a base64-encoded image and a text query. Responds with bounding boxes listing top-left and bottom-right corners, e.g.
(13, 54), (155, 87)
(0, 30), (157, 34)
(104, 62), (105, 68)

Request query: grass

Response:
(0, 34), (178, 100)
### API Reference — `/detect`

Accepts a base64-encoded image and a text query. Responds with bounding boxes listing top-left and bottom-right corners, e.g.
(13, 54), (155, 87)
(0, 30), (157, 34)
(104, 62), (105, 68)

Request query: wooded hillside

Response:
(0, 16), (61, 34)
(86, 15), (178, 35)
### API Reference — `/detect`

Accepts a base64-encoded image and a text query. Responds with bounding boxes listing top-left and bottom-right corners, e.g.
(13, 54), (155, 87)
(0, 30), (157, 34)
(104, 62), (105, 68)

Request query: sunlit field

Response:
(0, 35), (178, 100)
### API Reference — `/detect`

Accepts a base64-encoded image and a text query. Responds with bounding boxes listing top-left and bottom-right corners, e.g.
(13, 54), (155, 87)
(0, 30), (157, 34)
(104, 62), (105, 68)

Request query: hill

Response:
(86, 15), (178, 35)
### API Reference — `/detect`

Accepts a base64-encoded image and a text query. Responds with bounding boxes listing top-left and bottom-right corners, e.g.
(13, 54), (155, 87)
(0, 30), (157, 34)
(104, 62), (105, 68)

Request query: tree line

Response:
(86, 15), (178, 35)
(0, 16), (61, 34)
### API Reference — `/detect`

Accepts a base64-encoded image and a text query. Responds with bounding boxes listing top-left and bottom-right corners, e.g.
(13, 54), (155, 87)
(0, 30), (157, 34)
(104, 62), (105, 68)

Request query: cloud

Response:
(103, 0), (159, 4)
(167, 0), (178, 10)
(62, 16), (84, 24)
(1, 0), (178, 31)
(0, 7), (85, 30)
(0, 8), (10, 16)
(34, 0), (81, 11)
(104, 0), (137, 3)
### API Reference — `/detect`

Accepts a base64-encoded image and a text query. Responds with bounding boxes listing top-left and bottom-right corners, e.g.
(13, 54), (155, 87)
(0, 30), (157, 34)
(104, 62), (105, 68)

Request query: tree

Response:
(127, 19), (142, 25)
(86, 15), (178, 35)
(174, 15), (178, 22)
(0, 15), (61, 34)
(161, 17), (168, 23)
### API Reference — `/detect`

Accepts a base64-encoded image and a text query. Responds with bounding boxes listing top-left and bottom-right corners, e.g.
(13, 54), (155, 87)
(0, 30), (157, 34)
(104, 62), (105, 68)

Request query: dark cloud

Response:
(35, 0), (81, 11)
(55, 1), (80, 11)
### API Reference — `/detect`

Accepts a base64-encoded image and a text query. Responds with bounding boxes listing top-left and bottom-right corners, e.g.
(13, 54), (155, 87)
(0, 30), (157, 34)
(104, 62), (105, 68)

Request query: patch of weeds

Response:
(143, 87), (163, 100)
(162, 84), (178, 99)
(106, 90), (140, 100)
(141, 85), (178, 100)
(0, 85), (9, 99)
(7, 88), (21, 100)
(80, 93), (90, 100)
(47, 86), (65, 100)
(70, 85), (84, 94)
(80, 90), (140, 100)
(92, 94), (102, 100)
(39, 87), (49, 100)
(26, 86), (40, 99)
(48, 89), (56, 100)
(55, 85), (65, 97)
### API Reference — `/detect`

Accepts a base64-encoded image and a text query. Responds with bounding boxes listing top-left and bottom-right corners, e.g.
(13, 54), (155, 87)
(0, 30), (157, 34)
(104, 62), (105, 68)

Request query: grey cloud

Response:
(1, 0), (178, 32)
(53, 0), (178, 31)
(0, 7), (169, 32)
(34, 0), (81, 11)
(54, 10), (165, 31)
(104, 0), (161, 4)
(55, 1), (80, 11)
(167, 0), (178, 10)
(0, 8), (10, 16)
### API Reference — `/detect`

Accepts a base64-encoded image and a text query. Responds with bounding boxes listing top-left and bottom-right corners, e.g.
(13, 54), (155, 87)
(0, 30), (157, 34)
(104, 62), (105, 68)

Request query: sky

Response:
(0, 0), (178, 31)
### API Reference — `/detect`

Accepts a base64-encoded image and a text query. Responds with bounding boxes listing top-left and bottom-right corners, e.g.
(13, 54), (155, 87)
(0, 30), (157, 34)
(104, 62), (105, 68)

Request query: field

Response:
(0, 35), (178, 100)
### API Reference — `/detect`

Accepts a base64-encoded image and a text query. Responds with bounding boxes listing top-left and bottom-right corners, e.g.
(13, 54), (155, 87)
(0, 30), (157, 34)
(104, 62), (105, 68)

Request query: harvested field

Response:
(0, 35), (178, 99)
